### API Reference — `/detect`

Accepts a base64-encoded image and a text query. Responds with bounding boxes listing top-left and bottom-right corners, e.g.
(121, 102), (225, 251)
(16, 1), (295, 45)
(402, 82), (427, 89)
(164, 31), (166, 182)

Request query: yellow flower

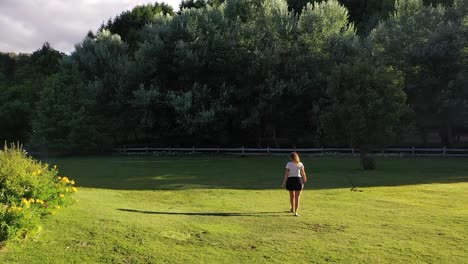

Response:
(61, 177), (70, 184)
(36, 199), (44, 205)
(22, 198), (32, 206)
(37, 170), (42, 175)
(51, 210), (56, 215)
(70, 180), (75, 185)
(72, 187), (78, 193)
(29, 198), (35, 203)
(32, 172), (37, 176)
(54, 165), (58, 169)
(55, 205), (61, 209)
(66, 188), (69, 192)
(59, 194), (65, 198)
(8, 206), (22, 212)
(58, 176), (62, 180)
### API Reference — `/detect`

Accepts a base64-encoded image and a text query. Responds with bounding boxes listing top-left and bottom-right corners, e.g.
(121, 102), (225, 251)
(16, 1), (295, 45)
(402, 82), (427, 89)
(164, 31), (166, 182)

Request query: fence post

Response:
(146, 146), (149, 153)
(293, 146), (296, 152)
(168, 146), (171, 153)
(321, 146), (324, 155)
(412, 146), (415, 157)
(267, 145), (270, 154)
(123, 145), (126, 154)
(443, 146), (446, 157)
(242, 146), (245, 154)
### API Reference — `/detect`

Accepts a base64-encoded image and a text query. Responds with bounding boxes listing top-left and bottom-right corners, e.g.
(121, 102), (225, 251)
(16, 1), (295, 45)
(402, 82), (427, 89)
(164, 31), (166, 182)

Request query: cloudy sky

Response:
(0, 0), (182, 54)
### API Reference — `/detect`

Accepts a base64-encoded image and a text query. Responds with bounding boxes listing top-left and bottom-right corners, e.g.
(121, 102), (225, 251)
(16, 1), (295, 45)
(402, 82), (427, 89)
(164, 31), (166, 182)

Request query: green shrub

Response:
(0, 143), (77, 242)
(362, 156), (376, 170)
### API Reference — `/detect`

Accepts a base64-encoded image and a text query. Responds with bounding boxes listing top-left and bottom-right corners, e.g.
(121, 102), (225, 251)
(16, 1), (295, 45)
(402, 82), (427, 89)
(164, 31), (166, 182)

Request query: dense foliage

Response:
(371, 0), (468, 147)
(0, 43), (63, 144)
(0, 0), (466, 155)
(100, 2), (174, 50)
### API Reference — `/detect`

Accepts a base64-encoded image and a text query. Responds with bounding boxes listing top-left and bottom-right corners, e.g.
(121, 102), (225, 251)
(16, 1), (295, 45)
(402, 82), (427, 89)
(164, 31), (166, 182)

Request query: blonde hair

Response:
(290, 152), (300, 164)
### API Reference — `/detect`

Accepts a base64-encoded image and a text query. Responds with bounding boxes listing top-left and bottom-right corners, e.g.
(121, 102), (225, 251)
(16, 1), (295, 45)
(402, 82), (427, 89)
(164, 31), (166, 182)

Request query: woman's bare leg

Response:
(294, 190), (302, 214)
(289, 191), (295, 212)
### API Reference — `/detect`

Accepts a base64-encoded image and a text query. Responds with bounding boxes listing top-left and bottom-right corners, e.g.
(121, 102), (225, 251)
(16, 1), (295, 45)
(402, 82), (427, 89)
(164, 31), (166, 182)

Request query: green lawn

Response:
(1, 156), (467, 263)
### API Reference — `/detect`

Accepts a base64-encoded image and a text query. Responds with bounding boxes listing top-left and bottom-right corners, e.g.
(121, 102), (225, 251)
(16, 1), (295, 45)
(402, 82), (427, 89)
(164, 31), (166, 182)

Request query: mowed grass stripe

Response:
(0, 156), (467, 263)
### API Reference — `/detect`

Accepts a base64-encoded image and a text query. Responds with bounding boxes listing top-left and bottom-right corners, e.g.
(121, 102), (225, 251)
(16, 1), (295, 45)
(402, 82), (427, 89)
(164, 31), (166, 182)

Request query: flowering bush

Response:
(0, 144), (77, 241)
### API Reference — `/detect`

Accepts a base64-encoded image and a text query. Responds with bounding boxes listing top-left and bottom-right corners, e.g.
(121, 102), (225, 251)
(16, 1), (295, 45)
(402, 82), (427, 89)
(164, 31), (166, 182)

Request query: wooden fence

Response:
(112, 146), (468, 157)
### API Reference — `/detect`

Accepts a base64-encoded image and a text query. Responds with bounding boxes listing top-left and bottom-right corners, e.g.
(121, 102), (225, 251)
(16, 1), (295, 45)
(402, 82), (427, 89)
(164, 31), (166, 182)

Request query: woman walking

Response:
(282, 152), (307, 216)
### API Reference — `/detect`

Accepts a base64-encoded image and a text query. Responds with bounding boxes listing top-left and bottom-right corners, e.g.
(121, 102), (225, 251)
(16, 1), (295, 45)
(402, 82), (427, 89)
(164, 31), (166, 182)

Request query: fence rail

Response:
(112, 146), (468, 157)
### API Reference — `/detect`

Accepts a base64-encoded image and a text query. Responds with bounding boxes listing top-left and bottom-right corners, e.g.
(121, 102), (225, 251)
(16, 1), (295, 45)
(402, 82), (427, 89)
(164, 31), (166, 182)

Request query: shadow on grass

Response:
(118, 208), (287, 217)
(50, 156), (468, 190)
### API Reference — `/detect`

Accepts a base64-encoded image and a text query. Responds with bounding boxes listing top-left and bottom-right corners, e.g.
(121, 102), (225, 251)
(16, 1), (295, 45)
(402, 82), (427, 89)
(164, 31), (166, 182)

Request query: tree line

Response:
(0, 0), (466, 155)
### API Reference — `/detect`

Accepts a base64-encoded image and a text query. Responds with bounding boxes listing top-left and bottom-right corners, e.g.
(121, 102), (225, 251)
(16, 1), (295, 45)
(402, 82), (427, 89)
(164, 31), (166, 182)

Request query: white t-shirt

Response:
(286, 162), (304, 177)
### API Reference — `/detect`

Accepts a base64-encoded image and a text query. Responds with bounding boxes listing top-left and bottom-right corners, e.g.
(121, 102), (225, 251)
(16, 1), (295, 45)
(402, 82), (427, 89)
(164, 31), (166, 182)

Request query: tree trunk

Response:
(133, 129), (138, 142)
(420, 126), (428, 147)
(447, 122), (454, 147)
(439, 121), (454, 147)
(272, 126), (280, 148)
(256, 127), (263, 148)
(144, 110), (150, 142)
(359, 146), (375, 170)
(359, 147), (367, 170)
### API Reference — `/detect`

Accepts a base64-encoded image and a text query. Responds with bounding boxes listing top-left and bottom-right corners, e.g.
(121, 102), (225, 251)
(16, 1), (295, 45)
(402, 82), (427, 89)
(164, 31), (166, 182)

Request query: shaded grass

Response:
(34, 155), (468, 190)
(0, 156), (467, 263)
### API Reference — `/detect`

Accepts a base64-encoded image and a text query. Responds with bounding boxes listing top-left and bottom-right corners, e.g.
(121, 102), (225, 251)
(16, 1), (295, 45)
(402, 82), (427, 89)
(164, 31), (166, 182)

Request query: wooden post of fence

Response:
(412, 146), (415, 157)
(267, 146), (270, 154)
(321, 146), (324, 155)
(192, 146), (195, 153)
(443, 146), (446, 157)
(242, 146), (245, 154)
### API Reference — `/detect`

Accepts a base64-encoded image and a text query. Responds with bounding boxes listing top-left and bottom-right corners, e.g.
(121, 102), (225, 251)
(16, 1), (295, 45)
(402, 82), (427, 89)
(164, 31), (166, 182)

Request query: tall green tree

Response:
(0, 43), (63, 144)
(288, 0), (454, 34)
(371, 0), (468, 146)
(180, 0), (224, 9)
(297, 0), (359, 146)
(32, 58), (100, 153)
(101, 2), (173, 49)
(325, 59), (406, 169)
(34, 30), (141, 151)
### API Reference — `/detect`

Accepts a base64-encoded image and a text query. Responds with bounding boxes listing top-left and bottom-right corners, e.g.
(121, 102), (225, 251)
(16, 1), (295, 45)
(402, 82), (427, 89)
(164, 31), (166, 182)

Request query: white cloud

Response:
(0, 0), (182, 54)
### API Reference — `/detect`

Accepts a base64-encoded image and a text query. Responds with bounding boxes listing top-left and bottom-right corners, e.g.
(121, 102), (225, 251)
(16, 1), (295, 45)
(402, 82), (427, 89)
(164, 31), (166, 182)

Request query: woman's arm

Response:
(282, 169), (289, 188)
(301, 168), (307, 183)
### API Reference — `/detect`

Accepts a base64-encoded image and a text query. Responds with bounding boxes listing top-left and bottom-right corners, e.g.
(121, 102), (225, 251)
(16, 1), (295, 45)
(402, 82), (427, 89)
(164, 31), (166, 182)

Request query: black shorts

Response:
(286, 177), (304, 191)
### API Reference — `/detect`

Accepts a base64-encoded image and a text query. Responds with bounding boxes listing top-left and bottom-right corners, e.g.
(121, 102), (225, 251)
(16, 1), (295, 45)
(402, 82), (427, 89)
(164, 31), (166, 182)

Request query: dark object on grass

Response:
(346, 174), (363, 192)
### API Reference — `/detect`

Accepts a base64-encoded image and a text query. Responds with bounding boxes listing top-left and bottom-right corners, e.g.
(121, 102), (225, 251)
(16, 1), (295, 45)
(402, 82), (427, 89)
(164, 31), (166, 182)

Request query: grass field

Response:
(0, 155), (467, 263)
